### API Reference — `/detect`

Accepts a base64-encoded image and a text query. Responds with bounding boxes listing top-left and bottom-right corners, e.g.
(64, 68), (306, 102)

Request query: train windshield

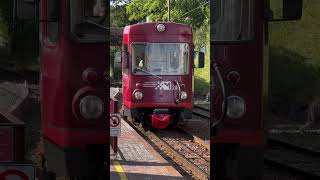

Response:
(70, 0), (107, 42)
(132, 43), (189, 76)
(211, 0), (255, 42)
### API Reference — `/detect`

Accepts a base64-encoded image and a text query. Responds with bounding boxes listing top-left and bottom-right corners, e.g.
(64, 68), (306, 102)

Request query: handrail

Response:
(211, 63), (228, 136)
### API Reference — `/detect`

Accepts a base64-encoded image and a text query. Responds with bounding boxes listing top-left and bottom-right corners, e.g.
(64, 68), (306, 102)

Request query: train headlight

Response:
(79, 95), (104, 119)
(180, 91), (187, 99)
(226, 96), (246, 119)
(133, 90), (143, 100)
(156, 24), (166, 32)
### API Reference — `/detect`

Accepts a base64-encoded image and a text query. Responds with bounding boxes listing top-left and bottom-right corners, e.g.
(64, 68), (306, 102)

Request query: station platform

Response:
(110, 119), (186, 180)
(0, 81), (28, 113)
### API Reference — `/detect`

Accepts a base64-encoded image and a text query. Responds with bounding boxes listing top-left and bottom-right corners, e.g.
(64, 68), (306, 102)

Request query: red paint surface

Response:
(211, 130), (264, 146)
(151, 114), (171, 129)
(0, 127), (13, 162)
(40, 1), (109, 148)
(43, 126), (108, 147)
(122, 23), (194, 110)
(211, 1), (266, 145)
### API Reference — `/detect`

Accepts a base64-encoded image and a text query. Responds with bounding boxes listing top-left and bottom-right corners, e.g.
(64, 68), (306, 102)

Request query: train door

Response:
(211, 0), (303, 179)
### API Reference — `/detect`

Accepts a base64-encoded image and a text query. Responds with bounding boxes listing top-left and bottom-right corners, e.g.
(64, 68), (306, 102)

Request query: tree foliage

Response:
(125, 0), (209, 49)
(126, 0), (209, 30)
(0, 1), (12, 35)
(111, 3), (138, 27)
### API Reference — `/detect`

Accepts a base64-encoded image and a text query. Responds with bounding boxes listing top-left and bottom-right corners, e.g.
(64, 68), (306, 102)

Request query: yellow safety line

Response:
(112, 160), (128, 180)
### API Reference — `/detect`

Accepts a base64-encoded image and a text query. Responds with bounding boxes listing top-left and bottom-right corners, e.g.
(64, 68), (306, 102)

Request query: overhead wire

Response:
(172, 0), (209, 21)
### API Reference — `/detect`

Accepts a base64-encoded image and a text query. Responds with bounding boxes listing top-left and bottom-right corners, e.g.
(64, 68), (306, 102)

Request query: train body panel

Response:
(211, 0), (266, 146)
(40, 0), (108, 148)
(211, 0), (304, 179)
(38, 0), (109, 177)
(121, 22), (200, 129)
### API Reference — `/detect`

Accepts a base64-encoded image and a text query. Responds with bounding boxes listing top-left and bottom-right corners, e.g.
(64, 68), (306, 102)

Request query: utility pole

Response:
(168, 0), (171, 21)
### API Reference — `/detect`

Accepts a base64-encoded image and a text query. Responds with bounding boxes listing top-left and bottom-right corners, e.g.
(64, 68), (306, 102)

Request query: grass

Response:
(192, 0), (320, 106)
(194, 46), (210, 97)
(269, 0), (320, 113)
(269, 0), (320, 67)
(0, 20), (8, 48)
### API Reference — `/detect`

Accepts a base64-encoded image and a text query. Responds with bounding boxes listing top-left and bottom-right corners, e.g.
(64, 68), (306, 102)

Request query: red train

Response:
(211, 0), (303, 179)
(12, 0), (109, 179)
(120, 22), (205, 129)
(41, 1), (109, 179)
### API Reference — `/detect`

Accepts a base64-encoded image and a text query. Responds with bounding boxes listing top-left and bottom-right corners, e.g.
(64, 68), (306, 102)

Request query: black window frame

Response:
(68, 0), (108, 43)
(210, 0), (256, 44)
(122, 44), (129, 74)
(47, 0), (59, 44)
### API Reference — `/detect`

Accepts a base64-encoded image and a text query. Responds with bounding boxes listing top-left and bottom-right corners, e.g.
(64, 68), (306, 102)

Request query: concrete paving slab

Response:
(110, 120), (185, 180)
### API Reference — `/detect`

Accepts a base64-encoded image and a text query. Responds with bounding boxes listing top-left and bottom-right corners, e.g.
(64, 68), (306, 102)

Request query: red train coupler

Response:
(151, 114), (171, 129)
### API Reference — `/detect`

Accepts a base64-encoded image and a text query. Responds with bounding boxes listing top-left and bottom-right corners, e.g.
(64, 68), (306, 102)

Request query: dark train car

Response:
(40, 0), (109, 179)
(14, 0), (109, 179)
(120, 22), (204, 129)
(211, 0), (303, 179)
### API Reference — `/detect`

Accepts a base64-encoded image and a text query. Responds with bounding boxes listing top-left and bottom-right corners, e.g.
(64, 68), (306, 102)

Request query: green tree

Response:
(111, 3), (138, 27)
(126, 0), (209, 30)
(111, 0), (210, 96)
(0, 1), (12, 46)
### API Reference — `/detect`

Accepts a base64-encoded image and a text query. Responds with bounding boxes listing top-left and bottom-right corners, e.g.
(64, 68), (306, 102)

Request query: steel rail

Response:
(126, 119), (210, 180)
(193, 105), (210, 119)
(264, 156), (320, 179)
(194, 105), (210, 111)
(268, 137), (320, 156)
(176, 126), (210, 151)
(265, 137), (320, 179)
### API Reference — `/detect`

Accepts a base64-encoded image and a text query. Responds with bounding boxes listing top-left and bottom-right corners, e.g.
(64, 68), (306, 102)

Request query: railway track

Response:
(264, 137), (320, 179)
(193, 105), (210, 119)
(192, 105), (320, 178)
(0, 65), (39, 84)
(126, 119), (210, 180)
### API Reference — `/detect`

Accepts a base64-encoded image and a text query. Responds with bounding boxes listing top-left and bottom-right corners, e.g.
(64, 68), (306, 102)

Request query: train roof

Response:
(123, 22), (193, 35)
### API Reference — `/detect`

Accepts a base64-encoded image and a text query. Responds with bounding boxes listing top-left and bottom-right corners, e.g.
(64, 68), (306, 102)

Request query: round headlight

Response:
(156, 24), (166, 32)
(134, 91), (143, 100)
(79, 95), (104, 119)
(180, 91), (187, 99)
(226, 96), (246, 119)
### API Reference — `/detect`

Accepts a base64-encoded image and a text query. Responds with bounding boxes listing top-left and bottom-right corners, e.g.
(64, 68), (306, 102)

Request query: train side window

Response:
(122, 44), (129, 74)
(47, 0), (59, 43)
(211, 0), (255, 42)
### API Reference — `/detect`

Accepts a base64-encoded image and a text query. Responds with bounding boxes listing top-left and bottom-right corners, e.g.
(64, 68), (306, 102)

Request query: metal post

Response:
(168, 0), (171, 21)
(112, 137), (118, 154)
(111, 99), (118, 154)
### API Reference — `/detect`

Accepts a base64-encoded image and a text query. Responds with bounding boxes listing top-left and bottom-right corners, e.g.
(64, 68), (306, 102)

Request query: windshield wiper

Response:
(133, 68), (162, 80)
(85, 19), (108, 30)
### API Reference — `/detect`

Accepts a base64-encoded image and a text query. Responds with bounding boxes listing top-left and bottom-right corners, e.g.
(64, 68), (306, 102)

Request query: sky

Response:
(111, 1), (127, 6)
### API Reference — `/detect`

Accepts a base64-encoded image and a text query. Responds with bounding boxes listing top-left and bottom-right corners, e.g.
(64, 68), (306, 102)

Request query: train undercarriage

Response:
(123, 106), (193, 129)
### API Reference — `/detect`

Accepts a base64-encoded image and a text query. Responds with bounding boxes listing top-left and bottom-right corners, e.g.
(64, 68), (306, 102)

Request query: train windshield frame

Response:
(131, 43), (190, 76)
(70, 0), (107, 43)
(211, 0), (255, 43)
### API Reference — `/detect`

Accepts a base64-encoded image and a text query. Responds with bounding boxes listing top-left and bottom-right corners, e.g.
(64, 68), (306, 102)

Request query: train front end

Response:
(211, 0), (304, 179)
(40, 0), (108, 179)
(122, 22), (204, 129)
